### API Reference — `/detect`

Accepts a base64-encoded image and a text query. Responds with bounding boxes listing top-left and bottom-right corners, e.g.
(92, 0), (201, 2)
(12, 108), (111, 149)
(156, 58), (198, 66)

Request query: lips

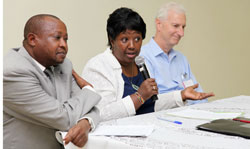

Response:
(173, 35), (180, 40)
(56, 51), (66, 57)
(126, 52), (136, 59)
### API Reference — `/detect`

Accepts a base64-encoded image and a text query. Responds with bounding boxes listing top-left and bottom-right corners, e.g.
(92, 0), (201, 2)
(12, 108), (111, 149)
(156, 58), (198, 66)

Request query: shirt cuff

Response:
(78, 117), (95, 131)
(82, 85), (97, 93)
(122, 96), (136, 116)
(174, 90), (185, 106)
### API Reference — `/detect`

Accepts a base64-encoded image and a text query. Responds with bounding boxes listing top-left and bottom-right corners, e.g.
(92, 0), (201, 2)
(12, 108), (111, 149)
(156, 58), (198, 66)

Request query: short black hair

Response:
(106, 7), (146, 49)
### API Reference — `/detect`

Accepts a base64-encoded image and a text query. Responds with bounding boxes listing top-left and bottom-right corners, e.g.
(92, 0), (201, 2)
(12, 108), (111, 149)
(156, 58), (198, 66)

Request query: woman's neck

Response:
(121, 63), (138, 77)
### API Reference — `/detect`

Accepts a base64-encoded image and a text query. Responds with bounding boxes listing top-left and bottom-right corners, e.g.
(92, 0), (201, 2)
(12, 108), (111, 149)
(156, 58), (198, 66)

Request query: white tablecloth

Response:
(59, 95), (250, 149)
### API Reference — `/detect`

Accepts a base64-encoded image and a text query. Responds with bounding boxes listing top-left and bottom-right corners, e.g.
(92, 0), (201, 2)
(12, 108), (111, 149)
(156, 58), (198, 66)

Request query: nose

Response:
(59, 38), (67, 48)
(128, 40), (135, 50)
(178, 27), (184, 37)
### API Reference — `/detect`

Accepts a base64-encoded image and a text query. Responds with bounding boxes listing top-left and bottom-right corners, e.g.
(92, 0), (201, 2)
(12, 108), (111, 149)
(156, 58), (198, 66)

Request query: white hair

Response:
(156, 2), (186, 20)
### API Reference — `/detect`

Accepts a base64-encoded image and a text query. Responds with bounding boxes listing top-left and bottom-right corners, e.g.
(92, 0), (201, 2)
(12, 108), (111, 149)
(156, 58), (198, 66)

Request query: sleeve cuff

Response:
(174, 90), (185, 106)
(78, 117), (95, 131)
(82, 85), (97, 93)
(122, 96), (136, 116)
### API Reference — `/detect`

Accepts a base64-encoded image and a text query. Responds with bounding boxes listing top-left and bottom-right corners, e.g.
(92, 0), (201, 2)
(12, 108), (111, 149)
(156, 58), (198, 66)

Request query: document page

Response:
(166, 109), (242, 120)
(90, 125), (155, 137)
(55, 131), (135, 149)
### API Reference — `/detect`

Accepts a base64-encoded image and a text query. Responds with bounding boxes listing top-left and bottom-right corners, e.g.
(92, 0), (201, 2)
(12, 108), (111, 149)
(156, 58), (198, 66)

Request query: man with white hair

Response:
(140, 2), (207, 105)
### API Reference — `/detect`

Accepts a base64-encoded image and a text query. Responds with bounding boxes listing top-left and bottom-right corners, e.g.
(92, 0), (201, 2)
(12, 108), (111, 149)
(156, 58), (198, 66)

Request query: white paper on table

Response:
(149, 127), (250, 149)
(89, 125), (155, 137)
(55, 131), (135, 149)
(165, 109), (243, 120)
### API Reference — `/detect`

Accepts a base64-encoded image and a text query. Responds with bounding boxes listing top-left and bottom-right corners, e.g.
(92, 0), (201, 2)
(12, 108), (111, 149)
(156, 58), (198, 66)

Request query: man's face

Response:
(33, 17), (68, 67)
(158, 10), (186, 48)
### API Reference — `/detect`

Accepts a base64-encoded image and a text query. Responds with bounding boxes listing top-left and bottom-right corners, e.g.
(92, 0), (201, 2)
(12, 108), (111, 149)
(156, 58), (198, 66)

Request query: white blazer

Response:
(82, 48), (184, 121)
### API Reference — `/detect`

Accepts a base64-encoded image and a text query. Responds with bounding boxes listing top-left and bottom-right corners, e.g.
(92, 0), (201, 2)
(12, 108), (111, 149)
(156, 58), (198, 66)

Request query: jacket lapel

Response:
(54, 66), (70, 102)
(18, 47), (58, 98)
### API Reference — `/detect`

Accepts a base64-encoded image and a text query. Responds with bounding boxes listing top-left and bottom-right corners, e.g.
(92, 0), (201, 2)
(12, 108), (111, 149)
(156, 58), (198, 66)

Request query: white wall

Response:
(4, 0), (250, 101)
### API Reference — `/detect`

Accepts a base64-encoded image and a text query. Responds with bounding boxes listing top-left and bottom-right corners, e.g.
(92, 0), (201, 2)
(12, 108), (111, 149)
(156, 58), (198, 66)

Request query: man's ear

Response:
(26, 33), (37, 47)
(155, 18), (162, 32)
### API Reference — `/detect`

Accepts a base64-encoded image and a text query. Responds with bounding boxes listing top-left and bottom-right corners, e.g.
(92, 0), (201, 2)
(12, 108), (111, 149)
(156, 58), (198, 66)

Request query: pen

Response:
(157, 117), (182, 125)
(233, 118), (250, 123)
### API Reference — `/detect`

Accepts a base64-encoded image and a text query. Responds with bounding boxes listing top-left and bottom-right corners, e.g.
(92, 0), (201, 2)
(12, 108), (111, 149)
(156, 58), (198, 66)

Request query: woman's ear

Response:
(109, 37), (114, 49)
(26, 33), (37, 47)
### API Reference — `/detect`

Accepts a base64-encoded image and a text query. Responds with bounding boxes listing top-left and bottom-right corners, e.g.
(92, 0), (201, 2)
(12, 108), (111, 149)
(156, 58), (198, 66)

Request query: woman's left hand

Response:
(181, 84), (214, 100)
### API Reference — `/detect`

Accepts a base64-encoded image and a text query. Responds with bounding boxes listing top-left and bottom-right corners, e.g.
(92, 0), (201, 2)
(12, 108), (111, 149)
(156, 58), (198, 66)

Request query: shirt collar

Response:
(31, 56), (46, 72)
(150, 37), (177, 60)
(168, 48), (177, 61)
(149, 38), (164, 57)
(104, 47), (121, 69)
(21, 46), (54, 72)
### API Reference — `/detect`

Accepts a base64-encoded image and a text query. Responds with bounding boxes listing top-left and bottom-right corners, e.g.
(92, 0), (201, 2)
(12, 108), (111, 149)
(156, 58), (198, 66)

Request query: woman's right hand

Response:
(137, 78), (158, 101)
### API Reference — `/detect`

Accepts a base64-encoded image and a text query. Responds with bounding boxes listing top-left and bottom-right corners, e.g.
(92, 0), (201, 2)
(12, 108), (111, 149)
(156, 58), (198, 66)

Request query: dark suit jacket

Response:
(3, 47), (101, 149)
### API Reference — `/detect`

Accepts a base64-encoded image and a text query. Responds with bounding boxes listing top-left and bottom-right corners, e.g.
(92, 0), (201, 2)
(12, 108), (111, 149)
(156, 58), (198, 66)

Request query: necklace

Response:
(122, 64), (139, 91)
(131, 81), (139, 91)
(129, 65), (139, 91)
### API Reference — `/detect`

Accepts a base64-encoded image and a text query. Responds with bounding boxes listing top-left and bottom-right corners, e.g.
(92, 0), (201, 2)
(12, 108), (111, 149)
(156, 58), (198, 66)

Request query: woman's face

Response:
(111, 29), (143, 66)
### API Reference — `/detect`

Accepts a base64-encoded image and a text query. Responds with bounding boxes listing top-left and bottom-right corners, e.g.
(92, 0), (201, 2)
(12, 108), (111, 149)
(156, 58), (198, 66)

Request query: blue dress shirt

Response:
(140, 38), (207, 105)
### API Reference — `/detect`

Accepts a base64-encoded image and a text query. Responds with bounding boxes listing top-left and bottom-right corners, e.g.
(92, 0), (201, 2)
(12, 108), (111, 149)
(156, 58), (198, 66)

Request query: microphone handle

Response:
(140, 65), (158, 101)
(151, 95), (158, 102)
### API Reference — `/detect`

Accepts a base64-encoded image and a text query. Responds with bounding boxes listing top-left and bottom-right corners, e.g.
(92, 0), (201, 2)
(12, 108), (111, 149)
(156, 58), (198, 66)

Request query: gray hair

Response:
(156, 2), (186, 20)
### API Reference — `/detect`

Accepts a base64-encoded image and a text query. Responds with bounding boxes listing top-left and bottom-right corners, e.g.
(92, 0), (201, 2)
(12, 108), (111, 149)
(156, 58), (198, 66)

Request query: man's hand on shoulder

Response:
(64, 119), (91, 147)
(72, 69), (93, 88)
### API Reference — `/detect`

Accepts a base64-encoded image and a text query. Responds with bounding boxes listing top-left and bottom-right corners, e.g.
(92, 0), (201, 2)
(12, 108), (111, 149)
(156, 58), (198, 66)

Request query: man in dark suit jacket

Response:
(3, 14), (101, 149)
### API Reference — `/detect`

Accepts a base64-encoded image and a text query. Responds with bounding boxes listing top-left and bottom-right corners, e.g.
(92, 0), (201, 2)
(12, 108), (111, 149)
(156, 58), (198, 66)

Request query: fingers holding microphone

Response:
(135, 56), (158, 101)
(150, 79), (158, 93)
(152, 85), (157, 91)
(138, 78), (158, 100)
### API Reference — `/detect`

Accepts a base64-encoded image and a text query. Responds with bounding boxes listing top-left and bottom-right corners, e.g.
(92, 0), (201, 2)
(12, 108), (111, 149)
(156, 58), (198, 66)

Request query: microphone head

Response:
(135, 56), (145, 66)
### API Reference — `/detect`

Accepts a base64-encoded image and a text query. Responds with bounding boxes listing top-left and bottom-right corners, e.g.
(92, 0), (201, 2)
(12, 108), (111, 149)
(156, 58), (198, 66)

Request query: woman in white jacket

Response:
(80, 7), (214, 121)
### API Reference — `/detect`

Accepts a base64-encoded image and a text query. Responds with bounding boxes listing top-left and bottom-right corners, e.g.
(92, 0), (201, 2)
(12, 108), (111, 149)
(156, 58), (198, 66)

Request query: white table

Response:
(64, 95), (250, 149)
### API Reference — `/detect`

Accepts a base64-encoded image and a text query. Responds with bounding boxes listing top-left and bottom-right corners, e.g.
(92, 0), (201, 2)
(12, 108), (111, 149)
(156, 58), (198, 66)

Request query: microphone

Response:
(135, 56), (158, 101)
